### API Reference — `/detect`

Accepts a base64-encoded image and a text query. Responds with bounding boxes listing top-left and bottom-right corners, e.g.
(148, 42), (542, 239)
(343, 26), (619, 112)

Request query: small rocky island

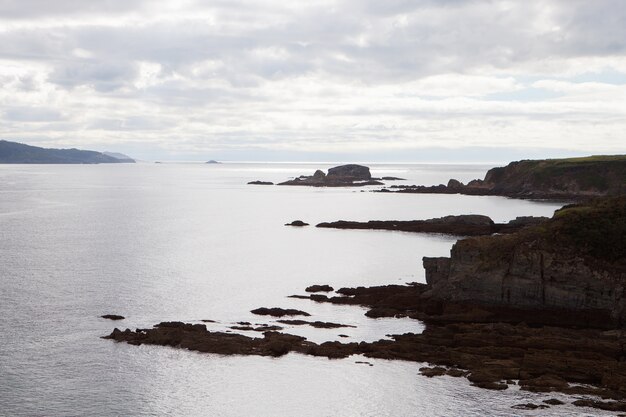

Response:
(384, 155), (626, 200)
(278, 164), (384, 187)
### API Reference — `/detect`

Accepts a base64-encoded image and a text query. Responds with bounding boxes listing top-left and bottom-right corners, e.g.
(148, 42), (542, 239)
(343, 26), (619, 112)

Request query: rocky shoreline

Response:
(104, 196), (626, 413)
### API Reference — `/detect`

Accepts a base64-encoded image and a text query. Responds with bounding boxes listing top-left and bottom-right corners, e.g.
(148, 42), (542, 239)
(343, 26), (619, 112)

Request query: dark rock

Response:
(250, 307), (310, 317)
(101, 314), (125, 320)
(572, 400), (626, 412)
(230, 325), (283, 332)
(511, 403), (549, 410)
(277, 319), (356, 329)
(447, 179), (464, 189)
(287, 295), (310, 300)
(327, 164), (371, 180)
(285, 220), (309, 226)
(543, 399), (564, 405)
(420, 366), (447, 377)
(206, 160), (220, 164)
(381, 176), (406, 181)
(317, 215), (498, 236)
(201, 319), (217, 323)
(248, 180), (274, 185)
(305, 284), (334, 292)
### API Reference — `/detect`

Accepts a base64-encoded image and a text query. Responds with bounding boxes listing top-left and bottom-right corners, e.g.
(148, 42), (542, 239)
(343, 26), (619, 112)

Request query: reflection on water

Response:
(0, 163), (597, 416)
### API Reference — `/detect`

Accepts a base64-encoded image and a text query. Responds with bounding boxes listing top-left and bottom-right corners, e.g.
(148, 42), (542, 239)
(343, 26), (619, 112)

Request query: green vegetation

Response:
(549, 197), (626, 263)
(484, 155), (626, 195)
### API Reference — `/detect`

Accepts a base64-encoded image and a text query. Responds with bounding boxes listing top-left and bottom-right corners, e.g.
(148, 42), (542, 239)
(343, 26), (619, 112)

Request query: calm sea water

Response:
(0, 163), (607, 416)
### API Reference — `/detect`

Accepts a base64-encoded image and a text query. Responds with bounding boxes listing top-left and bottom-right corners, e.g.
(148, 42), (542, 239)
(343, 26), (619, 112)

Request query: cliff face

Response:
(423, 197), (626, 327)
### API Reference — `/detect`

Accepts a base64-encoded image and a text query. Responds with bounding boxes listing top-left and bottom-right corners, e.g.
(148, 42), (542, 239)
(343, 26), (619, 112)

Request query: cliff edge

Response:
(423, 197), (626, 327)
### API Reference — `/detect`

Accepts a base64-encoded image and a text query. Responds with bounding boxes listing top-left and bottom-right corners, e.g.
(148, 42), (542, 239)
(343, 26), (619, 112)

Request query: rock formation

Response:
(285, 220), (309, 226)
(423, 197), (626, 327)
(278, 164), (384, 187)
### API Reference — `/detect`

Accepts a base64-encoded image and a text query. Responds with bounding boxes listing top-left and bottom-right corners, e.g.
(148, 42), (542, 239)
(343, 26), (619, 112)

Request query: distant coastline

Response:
(0, 140), (135, 164)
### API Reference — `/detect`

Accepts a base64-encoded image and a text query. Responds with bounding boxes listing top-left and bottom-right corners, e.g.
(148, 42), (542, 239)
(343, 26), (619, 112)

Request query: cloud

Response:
(0, 0), (624, 160)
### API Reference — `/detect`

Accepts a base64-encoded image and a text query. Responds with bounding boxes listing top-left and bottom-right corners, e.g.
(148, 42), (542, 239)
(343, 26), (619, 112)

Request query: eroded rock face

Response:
(424, 197), (626, 327)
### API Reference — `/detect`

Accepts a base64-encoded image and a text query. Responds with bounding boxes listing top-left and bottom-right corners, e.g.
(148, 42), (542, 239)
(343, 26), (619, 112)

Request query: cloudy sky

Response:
(0, 0), (625, 161)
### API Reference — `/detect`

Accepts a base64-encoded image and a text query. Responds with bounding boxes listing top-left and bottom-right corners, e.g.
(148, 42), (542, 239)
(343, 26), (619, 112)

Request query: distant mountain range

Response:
(0, 140), (135, 164)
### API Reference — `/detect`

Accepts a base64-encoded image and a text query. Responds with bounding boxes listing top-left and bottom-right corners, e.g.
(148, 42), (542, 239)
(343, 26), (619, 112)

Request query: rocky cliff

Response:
(423, 197), (626, 327)
(389, 155), (626, 200)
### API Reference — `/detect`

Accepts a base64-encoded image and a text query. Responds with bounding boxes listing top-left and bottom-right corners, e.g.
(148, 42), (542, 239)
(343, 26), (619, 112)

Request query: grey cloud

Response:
(0, 0), (149, 19)
(3, 107), (64, 122)
(48, 60), (138, 91)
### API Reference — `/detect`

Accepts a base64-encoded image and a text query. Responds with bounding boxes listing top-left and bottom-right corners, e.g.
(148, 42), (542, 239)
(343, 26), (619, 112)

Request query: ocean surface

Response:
(0, 162), (610, 416)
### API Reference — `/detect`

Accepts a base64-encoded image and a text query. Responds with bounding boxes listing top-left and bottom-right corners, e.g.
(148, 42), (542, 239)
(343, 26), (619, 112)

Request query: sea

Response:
(0, 162), (610, 416)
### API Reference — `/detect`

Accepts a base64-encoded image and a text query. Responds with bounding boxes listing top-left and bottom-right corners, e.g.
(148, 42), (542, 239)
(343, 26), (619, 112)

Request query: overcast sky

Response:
(0, 0), (625, 161)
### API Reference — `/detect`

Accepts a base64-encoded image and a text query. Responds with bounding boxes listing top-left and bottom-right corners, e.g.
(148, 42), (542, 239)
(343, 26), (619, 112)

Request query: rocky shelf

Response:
(316, 215), (548, 236)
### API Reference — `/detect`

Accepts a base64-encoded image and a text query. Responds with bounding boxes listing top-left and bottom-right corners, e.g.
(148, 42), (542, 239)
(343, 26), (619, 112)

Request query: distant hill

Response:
(103, 152), (136, 163)
(0, 140), (135, 164)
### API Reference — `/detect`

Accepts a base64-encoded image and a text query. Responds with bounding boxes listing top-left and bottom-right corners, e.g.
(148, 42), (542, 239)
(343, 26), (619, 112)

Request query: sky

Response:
(0, 0), (625, 162)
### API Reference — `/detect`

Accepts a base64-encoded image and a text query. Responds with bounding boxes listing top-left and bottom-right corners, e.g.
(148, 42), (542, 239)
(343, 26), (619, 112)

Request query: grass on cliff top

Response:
(549, 197), (626, 263)
(458, 197), (626, 271)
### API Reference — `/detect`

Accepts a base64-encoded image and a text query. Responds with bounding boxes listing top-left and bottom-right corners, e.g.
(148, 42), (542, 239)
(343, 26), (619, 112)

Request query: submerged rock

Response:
(248, 180), (274, 185)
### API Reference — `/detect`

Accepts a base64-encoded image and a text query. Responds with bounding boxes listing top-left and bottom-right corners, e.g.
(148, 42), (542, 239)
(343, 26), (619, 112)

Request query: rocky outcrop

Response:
(276, 319), (355, 329)
(278, 164), (384, 187)
(327, 164), (371, 180)
(248, 180), (274, 185)
(317, 215), (548, 236)
(383, 155), (626, 200)
(305, 284), (334, 292)
(285, 220), (309, 226)
(250, 307), (311, 317)
(101, 314), (125, 320)
(423, 197), (626, 327)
